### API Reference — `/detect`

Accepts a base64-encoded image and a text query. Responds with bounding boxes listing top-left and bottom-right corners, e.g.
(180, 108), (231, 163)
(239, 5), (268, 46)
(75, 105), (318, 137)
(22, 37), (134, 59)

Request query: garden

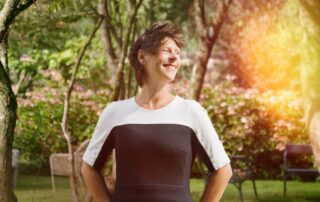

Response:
(0, 0), (320, 202)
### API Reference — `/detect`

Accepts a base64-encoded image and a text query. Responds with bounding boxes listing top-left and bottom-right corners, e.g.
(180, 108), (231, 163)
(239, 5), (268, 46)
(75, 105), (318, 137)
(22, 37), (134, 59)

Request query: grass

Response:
(191, 179), (320, 202)
(15, 175), (320, 202)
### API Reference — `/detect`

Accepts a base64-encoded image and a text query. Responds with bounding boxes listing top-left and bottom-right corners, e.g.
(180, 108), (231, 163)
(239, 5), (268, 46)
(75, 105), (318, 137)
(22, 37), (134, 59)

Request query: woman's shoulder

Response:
(102, 95), (206, 113)
(101, 97), (134, 113)
(110, 97), (134, 106)
(177, 96), (206, 112)
(177, 97), (210, 128)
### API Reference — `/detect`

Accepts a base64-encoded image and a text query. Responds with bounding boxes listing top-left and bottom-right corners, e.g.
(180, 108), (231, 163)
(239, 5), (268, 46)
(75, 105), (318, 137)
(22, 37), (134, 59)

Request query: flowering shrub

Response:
(14, 76), (113, 174)
(200, 76), (309, 178)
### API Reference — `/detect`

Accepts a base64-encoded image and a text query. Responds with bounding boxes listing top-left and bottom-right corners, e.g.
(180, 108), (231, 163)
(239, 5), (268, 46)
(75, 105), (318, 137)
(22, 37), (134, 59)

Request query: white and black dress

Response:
(83, 95), (230, 202)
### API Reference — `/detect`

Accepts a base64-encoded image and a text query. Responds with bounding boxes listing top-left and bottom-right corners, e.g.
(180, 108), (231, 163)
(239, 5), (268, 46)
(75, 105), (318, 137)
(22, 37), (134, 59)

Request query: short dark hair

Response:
(129, 21), (184, 87)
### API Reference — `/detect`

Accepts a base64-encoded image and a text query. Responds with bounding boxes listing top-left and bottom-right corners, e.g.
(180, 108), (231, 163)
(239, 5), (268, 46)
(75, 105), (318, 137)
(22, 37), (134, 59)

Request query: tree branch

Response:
(199, 0), (207, 27)
(209, 0), (233, 41)
(192, 0), (234, 101)
(0, 0), (20, 42)
(98, 0), (117, 68)
(0, 0), (37, 42)
(0, 30), (9, 74)
(15, 0), (37, 14)
(60, 16), (103, 202)
(61, 17), (103, 131)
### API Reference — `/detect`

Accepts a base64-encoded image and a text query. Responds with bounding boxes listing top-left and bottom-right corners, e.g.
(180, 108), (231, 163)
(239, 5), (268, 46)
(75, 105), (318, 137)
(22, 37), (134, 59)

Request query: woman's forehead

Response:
(160, 37), (180, 49)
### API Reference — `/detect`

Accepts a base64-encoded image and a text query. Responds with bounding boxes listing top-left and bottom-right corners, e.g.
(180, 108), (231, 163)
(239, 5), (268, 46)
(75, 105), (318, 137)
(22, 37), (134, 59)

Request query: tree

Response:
(111, 0), (144, 101)
(61, 15), (103, 202)
(192, 0), (233, 101)
(97, 0), (144, 102)
(213, 0), (286, 89)
(0, 1), (36, 201)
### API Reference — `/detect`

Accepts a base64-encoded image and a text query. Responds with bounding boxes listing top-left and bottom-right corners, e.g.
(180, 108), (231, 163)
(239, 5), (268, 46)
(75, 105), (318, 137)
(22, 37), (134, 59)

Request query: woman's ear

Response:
(138, 49), (144, 65)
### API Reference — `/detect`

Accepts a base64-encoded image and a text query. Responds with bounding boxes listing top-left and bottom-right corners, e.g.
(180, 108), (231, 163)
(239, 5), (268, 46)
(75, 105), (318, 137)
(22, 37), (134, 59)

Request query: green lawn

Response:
(15, 175), (320, 202)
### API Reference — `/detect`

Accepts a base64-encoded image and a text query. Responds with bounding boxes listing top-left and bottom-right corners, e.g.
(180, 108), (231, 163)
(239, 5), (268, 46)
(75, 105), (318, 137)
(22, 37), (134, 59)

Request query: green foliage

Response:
(48, 35), (107, 82)
(11, 1), (113, 174)
(14, 87), (103, 174)
(298, 0), (320, 121)
(145, 0), (193, 23)
(14, 100), (66, 174)
(9, 1), (99, 94)
(201, 78), (309, 178)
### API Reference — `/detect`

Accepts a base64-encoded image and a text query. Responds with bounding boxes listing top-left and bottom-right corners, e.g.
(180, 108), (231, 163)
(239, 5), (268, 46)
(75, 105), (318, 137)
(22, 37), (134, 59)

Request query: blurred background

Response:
(1, 0), (319, 201)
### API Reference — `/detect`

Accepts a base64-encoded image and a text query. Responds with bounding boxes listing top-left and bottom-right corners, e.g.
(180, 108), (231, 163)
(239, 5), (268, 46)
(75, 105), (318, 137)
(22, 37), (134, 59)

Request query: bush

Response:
(200, 77), (309, 179)
(14, 84), (107, 175)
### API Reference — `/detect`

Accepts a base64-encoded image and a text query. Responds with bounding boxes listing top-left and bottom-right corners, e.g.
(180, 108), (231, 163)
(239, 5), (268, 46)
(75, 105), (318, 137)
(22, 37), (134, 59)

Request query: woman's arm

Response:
(81, 162), (112, 202)
(200, 163), (233, 202)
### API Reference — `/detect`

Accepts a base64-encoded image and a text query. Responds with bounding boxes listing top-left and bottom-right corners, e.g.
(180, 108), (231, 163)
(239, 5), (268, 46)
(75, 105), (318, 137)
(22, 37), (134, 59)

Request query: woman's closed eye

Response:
(161, 49), (180, 55)
(161, 48), (170, 53)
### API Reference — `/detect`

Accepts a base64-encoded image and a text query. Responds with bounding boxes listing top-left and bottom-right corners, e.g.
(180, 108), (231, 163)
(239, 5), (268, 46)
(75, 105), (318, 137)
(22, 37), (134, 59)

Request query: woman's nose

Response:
(169, 53), (179, 61)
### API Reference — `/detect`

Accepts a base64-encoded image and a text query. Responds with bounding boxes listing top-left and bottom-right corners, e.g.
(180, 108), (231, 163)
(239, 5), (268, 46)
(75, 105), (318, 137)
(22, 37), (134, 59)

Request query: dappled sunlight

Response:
(237, 1), (302, 92)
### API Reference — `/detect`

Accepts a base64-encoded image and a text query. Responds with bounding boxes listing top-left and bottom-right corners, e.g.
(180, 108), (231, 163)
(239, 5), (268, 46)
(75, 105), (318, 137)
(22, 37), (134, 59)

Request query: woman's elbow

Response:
(220, 163), (233, 180)
(81, 161), (92, 177)
(225, 164), (233, 179)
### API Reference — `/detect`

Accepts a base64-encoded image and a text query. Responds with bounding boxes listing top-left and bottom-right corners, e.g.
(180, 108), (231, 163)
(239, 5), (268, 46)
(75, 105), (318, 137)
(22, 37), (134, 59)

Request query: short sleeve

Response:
(188, 100), (230, 172)
(83, 102), (116, 170)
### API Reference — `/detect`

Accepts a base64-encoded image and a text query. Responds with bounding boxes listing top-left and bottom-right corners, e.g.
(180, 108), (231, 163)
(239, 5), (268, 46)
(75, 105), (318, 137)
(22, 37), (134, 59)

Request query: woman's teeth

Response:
(165, 64), (176, 70)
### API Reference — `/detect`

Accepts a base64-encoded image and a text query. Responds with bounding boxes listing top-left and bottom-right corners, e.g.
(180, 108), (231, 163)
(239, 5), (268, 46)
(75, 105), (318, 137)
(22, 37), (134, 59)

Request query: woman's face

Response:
(141, 37), (181, 85)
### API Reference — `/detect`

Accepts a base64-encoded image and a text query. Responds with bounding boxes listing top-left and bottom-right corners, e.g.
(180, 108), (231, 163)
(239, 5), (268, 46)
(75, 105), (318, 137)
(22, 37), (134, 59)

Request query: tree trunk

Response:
(98, 0), (117, 70)
(0, 32), (9, 73)
(126, 65), (133, 99)
(0, 62), (17, 202)
(112, 0), (144, 101)
(126, 21), (138, 99)
(0, 1), (36, 201)
(192, 34), (215, 101)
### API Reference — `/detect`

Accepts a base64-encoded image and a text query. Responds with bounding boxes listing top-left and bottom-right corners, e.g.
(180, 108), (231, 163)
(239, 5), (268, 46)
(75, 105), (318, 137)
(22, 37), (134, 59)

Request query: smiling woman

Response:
(129, 21), (184, 88)
(137, 37), (181, 84)
(81, 21), (232, 202)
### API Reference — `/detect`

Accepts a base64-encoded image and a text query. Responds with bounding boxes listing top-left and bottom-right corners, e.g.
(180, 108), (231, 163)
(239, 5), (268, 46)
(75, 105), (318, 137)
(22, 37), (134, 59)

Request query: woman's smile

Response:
(163, 63), (177, 71)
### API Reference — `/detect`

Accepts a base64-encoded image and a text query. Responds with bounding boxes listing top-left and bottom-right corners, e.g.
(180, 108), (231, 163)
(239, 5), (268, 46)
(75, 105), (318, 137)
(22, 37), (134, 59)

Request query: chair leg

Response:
(51, 173), (56, 193)
(252, 179), (258, 198)
(13, 167), (18, 188)
(283, 172), (287, 197)
(238, 183), (244, 202)
(50, 156), (56, 193)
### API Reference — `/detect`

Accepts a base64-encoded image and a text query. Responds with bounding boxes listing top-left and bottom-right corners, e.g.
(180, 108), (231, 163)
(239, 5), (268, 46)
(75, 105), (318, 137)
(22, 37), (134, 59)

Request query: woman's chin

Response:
(163, 71), (177, 80)
(164, 75), (177, 83)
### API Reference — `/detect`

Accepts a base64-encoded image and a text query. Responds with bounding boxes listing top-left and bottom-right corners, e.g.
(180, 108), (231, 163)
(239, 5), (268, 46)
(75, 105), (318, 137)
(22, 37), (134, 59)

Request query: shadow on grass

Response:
(258, 195), (320, 202)
(15, 176), (320, 202)
(16, 175), (69, 191)
(304, 195), (320, 201)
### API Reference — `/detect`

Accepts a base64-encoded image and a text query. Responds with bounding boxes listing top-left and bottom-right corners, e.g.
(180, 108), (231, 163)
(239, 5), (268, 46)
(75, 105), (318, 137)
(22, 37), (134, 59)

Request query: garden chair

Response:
(283, 144), (319, 196)
(49, 140), (90, 193)
(229, 155), (258, 202)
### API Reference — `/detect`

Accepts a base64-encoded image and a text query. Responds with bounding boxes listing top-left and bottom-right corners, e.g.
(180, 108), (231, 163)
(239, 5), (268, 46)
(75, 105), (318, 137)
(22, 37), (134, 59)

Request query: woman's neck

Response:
(135, 83), (175, 107)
